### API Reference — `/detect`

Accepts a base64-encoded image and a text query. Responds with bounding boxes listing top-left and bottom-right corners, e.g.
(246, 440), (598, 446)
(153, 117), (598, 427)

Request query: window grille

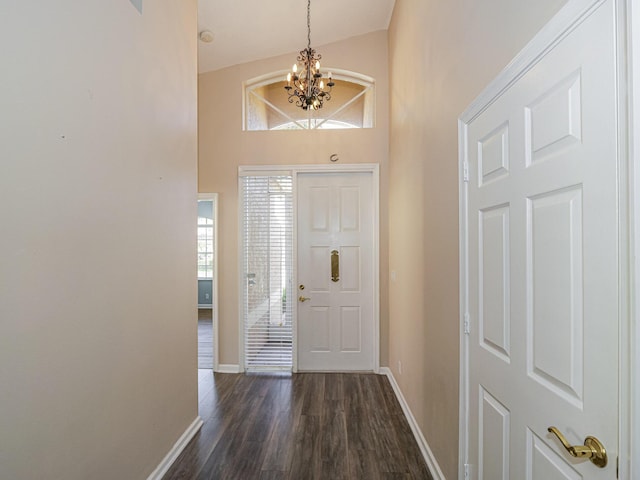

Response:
(244, 71), (375, 131)
(197, 200), (214, 279)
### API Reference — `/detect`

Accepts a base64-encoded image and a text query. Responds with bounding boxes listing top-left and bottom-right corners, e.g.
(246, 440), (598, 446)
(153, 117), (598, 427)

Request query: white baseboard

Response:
(147, 416), (203, 480)
(380, 367), (446, 480)
(216, 364), (241, 374)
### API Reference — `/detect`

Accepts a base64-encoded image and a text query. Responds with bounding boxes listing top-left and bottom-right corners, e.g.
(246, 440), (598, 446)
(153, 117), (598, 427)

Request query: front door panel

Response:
(297, 172), (374, 371)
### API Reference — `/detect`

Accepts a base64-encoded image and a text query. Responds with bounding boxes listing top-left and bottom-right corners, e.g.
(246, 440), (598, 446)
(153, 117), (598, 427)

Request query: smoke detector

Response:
(199, 31), (214, 44)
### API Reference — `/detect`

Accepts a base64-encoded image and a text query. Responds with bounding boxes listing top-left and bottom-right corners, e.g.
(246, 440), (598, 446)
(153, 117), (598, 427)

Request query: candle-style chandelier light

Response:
(284, 0), (334, 110)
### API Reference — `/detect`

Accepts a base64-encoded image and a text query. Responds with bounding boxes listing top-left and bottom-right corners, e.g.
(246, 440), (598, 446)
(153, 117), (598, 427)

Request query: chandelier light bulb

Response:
(315, 61), (320, 70)
(293, 64), (297, 73)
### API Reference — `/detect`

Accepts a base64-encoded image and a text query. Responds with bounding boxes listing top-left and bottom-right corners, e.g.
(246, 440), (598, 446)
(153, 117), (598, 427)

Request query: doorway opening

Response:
(197, 194), (218, 370)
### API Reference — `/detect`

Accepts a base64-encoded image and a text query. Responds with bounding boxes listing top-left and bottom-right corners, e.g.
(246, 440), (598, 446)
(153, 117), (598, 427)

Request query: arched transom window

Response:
(244, 70), (375, 131)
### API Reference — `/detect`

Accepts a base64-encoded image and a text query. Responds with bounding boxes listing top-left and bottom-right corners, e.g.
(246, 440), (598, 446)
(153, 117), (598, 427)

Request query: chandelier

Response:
(284, 0), (334, 110)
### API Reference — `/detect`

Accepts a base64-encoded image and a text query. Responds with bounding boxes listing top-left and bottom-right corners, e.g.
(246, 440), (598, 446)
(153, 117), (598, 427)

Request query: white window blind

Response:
(240, 175), (293, 371)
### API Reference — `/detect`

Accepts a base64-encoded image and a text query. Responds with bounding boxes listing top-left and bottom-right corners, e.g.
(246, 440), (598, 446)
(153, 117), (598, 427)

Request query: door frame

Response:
(457, 0), (636, 478)
(237, 164), (380, 373)
(629, 0), (640, 474)
(198, 192), (219, 372)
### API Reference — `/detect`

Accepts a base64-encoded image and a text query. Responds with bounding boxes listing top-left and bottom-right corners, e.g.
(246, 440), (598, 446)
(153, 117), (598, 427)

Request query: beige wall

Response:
(0, 2), (198, 479)
(387, 0), (567, 477)
(199, 30), (389, 367)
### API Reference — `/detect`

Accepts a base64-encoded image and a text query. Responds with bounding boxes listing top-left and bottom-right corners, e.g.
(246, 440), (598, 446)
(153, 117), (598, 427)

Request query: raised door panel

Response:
(526, 430), (582, 480)
(339, 186), (361, 232)
(479, 387), (510, 480)
(527, 187), (584, 406)
(479, 205), (511, 362)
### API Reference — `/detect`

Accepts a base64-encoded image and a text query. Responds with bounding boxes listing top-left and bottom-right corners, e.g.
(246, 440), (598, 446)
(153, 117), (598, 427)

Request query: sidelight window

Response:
(240, 174), (293, 370)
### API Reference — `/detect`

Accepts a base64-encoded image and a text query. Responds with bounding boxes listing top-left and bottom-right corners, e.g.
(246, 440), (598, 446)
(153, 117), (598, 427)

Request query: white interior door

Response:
(297, 172), (374, 371)
(463, 2), (619, 478)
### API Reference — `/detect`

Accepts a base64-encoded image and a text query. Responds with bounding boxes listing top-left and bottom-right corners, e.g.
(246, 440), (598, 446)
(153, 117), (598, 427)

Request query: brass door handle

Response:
(331, 250), (339, 282)
(298, 296), (310, 302)
(547, 426), (607, 468)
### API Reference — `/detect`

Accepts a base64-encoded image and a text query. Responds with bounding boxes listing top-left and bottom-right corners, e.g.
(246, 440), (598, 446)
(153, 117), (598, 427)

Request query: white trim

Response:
(457, 118), (470, 480)
(239, 163), (379, 175)
(292, 175), (299, 373)
(216, 364), (241, 374)
(237, 164), (380, 373)
(380, 367), (446, 480)
(626, 0), (640, 476)
(198, 193), (219, 372)
(461, 0), (607, 124)
(146, 416), (203, 480)
(458, 0), (634, 477)
(243, 68), (375, 90)
(616, 1), (634, 478)
(237, 175), (246, 372)
(372, 165), (381, 374)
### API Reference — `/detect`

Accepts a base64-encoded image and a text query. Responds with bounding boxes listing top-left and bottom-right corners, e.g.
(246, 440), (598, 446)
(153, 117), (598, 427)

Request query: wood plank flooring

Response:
(162, 371), (433, 480)
(198, 320), (213, 369)
(198, 309), (213, 369)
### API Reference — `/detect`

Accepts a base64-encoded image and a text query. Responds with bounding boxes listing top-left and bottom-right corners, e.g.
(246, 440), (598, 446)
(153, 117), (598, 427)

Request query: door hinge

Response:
(463, 162), (470, 183)
(616, 455), (619, 478)
(464, 463), (471, 479)
(464, 313), (471, 335)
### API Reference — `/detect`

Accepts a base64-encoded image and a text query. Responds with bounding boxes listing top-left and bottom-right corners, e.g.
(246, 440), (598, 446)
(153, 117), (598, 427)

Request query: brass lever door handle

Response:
(298, 296), (310, 302)
(547, 426), (607, 468)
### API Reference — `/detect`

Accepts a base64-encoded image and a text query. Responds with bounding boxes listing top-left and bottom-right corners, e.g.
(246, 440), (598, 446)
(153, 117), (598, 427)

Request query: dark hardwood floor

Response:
(198, 311), (213, 369)
(163, 371), (433, 480)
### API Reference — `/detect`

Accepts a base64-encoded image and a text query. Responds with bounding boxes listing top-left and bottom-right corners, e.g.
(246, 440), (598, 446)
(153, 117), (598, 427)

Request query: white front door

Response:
(463, 2), (619, 478)
(297, 172), (375, 371)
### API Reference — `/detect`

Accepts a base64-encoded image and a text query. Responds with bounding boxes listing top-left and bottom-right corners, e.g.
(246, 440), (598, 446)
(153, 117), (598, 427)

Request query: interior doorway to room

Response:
(197, 194), (218, 370)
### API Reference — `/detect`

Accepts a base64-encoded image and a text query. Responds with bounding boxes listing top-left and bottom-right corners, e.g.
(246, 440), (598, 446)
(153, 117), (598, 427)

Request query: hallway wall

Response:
(198, 30), (390, 368)
(0, 2), (198, 478)
(387, 0), (567, 477)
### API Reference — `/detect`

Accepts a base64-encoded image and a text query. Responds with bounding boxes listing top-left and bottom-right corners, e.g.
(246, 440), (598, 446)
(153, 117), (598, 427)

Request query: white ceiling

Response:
(197, 0), (396, 73)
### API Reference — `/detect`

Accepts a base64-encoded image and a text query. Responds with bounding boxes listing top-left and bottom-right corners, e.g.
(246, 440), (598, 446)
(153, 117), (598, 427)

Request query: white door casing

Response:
(297, 172), (375, 371)
(459, 1), (628, 479)
(198, 193), (219, 372)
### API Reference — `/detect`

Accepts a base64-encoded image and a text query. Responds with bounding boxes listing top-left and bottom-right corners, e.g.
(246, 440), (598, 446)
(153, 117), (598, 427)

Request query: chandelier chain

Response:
(307, 0), (311, 50)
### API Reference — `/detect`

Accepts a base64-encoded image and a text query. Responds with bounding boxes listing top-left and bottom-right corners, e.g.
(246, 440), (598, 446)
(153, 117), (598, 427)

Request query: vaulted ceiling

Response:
(197, 0), (396, 73)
